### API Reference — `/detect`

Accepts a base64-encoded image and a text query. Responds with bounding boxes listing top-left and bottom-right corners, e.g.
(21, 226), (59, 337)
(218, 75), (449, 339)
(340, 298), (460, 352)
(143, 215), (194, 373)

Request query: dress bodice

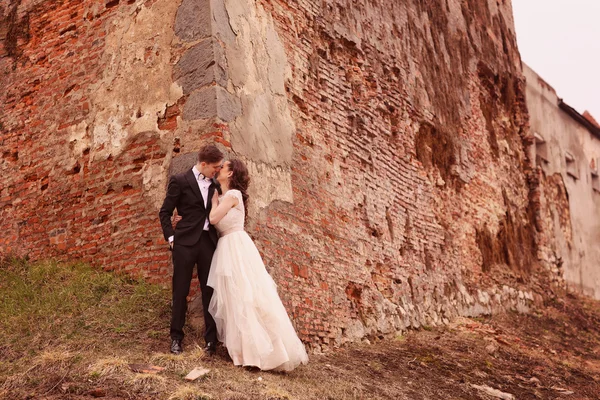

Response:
(214, 189), (245, 236)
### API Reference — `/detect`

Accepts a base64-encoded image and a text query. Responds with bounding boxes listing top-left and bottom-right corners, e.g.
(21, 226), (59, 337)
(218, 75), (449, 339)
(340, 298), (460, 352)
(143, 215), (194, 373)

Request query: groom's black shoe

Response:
(204, 341), (216, 356)
(170, 339), (183, 355)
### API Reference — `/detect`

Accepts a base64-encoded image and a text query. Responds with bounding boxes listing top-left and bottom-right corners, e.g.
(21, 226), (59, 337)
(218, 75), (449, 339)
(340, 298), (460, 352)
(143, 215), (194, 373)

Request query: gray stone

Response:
(215, 86), (242, 121)
(169, 152), (198, 176)
(183, 86), (218, 120)
(174, 38), (228, 94)
(175, 0), (211, 42)
(183, 86), (241, 122)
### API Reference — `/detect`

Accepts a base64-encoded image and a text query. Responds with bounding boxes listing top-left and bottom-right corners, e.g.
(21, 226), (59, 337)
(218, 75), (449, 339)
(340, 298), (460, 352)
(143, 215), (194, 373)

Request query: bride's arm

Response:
(209, 192), (239, 225)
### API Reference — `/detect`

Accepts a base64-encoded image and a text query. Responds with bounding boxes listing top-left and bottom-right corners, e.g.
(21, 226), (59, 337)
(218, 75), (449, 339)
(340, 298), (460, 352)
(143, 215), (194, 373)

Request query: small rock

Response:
(185, 367), (210, 381)
(485, 339), (499, 354)
(551, 386), (574, 395)
(473, 370), (488, 379)
(471, 384), (515, 400)
(60, 383), (72, 393)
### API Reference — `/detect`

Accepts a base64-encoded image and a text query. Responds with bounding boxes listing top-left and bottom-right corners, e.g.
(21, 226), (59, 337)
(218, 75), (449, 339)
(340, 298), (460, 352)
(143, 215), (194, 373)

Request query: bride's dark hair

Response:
(228, 159), (250, 211)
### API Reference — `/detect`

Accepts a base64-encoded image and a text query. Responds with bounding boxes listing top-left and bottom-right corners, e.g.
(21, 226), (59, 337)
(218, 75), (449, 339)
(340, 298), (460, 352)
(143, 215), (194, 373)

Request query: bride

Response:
(207, 159), (308, 371)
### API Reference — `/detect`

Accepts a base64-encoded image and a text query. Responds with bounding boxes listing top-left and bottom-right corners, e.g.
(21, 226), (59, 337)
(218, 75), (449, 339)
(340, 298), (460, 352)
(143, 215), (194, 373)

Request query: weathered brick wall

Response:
(0, 0), (183, 281)
(247, 0), (541, 347)
(1, 0), (546, 349)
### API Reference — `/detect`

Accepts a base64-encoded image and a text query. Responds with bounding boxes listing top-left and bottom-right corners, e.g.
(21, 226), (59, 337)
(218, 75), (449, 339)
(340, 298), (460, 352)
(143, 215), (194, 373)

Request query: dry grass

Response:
(1, 257), (600, 399)
(168, 386), (213, 400)
(88, 356), (131, 379)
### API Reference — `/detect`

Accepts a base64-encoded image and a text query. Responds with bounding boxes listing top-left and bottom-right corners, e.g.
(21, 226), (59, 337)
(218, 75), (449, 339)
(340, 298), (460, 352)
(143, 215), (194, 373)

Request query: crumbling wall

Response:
(0, 0), (188, 279)
(1, 0), (546, 349)
(244, 0), (541, 347)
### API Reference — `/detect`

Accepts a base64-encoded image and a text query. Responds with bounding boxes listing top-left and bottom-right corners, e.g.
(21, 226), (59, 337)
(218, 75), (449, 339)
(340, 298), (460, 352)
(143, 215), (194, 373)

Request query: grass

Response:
(0, 258), (336, 399)
(2, 257), (600, 399)
(0, 257), (169, 353)
(0, 257), (173, 398)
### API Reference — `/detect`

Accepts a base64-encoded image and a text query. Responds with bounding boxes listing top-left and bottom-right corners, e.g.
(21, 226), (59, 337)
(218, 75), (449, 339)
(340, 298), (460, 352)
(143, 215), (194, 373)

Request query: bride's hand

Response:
(211, 191), (219, 206)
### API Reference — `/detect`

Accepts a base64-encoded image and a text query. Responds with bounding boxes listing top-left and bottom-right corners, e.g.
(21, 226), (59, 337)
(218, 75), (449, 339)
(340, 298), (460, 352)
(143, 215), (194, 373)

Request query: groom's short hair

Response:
(198, 145), (223, 163)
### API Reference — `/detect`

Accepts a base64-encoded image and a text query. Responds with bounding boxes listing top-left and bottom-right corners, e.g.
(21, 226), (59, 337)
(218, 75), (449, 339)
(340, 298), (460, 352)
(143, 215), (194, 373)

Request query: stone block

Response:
(175, 0), (211, 41)
(174, 38), (228, 94)
(183, 85), (241, 122)
(169, 152), (198, 176)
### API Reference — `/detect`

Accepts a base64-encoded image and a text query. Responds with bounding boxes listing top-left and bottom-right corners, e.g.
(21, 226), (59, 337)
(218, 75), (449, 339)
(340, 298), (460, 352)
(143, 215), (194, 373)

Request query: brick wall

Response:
(244, 0), (541, 347)
(1, 0), (548, 349)
(0, 0), (182, 282)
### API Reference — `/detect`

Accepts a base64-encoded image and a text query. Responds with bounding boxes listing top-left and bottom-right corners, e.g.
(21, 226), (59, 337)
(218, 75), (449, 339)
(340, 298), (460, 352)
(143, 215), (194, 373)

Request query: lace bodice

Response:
(214, 189), (245, 236)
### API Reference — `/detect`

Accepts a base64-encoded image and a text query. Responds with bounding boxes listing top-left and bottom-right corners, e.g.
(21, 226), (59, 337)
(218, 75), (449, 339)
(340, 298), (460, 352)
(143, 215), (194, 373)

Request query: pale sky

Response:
(512, 0), (600, 120)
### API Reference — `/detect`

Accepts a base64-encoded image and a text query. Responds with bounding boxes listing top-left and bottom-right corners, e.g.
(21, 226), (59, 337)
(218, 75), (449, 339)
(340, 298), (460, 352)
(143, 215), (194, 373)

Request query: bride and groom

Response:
(158, 145), (308, 371)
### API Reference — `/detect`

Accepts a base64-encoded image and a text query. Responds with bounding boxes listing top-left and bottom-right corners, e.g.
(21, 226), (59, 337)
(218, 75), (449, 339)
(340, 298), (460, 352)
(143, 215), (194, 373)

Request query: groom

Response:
(159, 144), (224, 355)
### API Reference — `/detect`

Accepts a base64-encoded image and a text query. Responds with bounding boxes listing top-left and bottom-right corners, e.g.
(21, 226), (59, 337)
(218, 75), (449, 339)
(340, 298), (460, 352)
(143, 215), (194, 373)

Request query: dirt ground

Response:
(4, 292), (598, 400)
(1, 260), (599, 399)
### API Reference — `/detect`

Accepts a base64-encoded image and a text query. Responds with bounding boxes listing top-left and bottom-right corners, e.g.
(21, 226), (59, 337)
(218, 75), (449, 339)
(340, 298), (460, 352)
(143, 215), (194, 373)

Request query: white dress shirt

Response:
(192, 165), (211, 232)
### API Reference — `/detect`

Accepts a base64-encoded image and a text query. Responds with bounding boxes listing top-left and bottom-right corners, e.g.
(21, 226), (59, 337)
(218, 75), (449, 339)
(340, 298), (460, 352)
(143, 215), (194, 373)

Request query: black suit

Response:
(159, 169), (218, 343)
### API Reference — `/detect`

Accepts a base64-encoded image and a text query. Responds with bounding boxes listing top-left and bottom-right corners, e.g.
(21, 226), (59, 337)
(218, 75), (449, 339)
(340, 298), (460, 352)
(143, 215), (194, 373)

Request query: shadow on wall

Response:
(476, 190), (537, 275)
(414, 121), (461, 191)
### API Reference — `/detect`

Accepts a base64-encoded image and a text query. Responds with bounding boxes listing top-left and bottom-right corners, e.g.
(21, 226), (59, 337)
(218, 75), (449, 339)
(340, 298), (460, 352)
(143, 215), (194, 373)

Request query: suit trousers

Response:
(170, 230), (217, 343)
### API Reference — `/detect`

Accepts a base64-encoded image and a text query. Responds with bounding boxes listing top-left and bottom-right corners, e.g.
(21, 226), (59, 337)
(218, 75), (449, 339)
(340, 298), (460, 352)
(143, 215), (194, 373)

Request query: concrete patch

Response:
(222, 0), (294, 167)
(169, 152), (198, 176)
(88, 0), (183, 160)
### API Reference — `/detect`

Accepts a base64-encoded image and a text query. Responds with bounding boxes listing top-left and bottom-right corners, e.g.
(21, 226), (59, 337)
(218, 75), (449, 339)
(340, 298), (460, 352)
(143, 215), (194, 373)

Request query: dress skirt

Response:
(207, 231), (308, 371)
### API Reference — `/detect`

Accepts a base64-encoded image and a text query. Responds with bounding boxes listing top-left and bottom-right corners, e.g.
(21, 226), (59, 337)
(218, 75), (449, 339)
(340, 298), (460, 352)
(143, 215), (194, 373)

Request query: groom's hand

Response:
(171, 214), (182, 229)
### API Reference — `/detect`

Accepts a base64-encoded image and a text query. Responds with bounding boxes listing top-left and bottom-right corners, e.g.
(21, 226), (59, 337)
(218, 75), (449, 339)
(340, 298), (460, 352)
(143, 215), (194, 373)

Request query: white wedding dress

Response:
(207, 189), (308, 371)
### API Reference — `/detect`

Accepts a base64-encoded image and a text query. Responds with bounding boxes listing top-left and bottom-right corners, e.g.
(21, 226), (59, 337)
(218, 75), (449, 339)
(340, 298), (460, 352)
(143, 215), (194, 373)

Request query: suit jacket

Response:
(159, 169), (219, 247)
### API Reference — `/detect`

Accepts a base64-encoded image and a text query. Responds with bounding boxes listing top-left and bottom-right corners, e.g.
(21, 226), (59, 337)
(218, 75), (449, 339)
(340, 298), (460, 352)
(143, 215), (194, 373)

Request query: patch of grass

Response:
(0, 258), (170, 353)
(88, 356), (131, 379)
(368, 361), (384, 371)
(264, 386), (292, 399)
(126, 372), (168, 393)
(150, 346), (207, 375)
(418, 354), (435, 364)
(168, 386), (213, 400)
(0, 258), (172, 397)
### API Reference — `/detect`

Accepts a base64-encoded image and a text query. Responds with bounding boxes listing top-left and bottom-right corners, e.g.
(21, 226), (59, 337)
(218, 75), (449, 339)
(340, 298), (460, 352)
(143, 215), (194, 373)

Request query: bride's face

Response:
(216, 161), (232, 185)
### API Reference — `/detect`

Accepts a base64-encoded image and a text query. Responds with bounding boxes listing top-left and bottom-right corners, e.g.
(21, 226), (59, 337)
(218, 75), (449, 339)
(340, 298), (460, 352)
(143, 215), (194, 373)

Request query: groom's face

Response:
(200, 160), (224, 178)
